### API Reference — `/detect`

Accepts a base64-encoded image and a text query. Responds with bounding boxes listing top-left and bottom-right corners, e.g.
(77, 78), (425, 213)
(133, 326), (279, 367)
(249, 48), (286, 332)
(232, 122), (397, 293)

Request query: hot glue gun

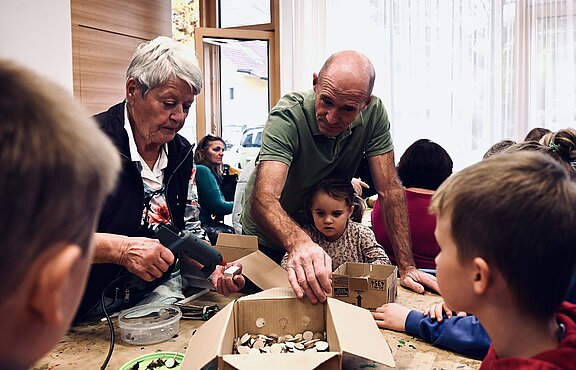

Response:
(154, 223), (225, 278)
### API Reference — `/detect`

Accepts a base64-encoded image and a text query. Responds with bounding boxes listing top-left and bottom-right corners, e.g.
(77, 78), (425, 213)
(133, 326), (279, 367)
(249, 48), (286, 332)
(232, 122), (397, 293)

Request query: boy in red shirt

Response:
(429, 152), (576, 369)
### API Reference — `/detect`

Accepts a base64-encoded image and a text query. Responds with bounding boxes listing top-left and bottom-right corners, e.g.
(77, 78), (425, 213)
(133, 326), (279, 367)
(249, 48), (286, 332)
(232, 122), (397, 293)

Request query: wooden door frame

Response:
(194, 27), (277, 139)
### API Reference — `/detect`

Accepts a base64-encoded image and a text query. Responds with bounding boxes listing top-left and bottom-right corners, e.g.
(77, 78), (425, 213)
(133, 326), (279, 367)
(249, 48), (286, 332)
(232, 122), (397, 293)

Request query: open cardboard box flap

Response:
(215, 233), (258, 260)
(182, 288), (395, 369)
(327, 297), (395, 368)
(215, 234), (290, 290)
(182, 301), (236, 369)
(239, 286), (295, 299)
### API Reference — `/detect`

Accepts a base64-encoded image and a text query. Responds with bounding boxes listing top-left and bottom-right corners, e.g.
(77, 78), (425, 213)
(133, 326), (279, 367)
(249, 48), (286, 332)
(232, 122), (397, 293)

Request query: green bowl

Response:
(118, 351), (184, 370)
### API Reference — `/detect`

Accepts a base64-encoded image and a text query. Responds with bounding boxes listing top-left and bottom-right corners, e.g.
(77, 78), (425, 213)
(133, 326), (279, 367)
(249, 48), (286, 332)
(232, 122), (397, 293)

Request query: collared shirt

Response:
(241, 89), (393, 250)
(124, 106), (168, 190)
(124, 105), (172, 226)
(280, 221), (391, 270)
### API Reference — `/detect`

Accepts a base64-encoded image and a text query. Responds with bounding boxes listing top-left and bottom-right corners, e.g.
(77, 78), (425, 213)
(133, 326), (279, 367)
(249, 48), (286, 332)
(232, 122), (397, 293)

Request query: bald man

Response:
(241, 51), (438, 303)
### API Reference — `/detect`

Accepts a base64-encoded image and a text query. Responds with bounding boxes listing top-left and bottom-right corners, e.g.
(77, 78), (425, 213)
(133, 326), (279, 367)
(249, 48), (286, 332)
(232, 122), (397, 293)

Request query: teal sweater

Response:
(195, 164), (233, 223)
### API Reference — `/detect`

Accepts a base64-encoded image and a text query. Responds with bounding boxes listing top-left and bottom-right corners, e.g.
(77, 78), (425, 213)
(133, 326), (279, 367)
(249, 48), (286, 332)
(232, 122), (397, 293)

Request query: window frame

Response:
(196, 0), (280, 140)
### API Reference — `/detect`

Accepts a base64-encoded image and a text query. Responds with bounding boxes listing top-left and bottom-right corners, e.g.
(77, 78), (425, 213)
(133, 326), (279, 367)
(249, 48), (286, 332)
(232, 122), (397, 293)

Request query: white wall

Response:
(0, 0), (73, 92)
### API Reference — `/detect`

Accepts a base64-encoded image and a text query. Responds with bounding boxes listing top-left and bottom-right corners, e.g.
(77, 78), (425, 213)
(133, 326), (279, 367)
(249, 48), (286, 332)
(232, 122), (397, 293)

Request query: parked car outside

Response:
(238, 126), (264, 169)
(222, 142), (241, 169)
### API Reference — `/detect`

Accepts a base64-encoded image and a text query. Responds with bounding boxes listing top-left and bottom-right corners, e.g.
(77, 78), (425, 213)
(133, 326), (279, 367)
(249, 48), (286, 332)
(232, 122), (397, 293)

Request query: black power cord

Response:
(99, 141), (195, 369)
(99, 276), (128, 370)
(164, 143), (195, 224)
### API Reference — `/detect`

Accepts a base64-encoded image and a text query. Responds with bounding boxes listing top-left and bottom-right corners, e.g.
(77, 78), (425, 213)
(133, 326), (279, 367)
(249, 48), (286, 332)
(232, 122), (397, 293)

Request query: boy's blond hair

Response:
(430, 152), (576, 318)
(0, 60), (120, 300)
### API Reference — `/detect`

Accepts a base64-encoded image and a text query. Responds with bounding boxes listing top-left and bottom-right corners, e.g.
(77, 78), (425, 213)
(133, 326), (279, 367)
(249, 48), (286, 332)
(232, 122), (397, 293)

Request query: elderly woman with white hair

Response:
(76, 36), (244, 320)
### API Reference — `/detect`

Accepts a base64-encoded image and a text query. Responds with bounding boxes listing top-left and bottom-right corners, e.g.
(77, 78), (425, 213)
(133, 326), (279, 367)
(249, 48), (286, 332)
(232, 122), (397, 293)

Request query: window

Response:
(281, 0), (576, 170)
(219, 0), (271, 27)
(241, 133), (254, 147)
(196, 0), (280, 169)
(255, 131), (262, 146)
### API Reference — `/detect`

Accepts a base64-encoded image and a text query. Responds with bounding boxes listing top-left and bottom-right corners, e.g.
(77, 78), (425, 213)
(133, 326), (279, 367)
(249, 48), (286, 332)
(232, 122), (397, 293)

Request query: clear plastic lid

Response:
(118, 304), (182, 330)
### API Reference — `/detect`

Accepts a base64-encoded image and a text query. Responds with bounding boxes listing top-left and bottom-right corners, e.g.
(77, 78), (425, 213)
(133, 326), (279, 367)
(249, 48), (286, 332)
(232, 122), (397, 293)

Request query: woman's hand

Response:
(210, 261), (245, 295)
(118, 237), (175, 281)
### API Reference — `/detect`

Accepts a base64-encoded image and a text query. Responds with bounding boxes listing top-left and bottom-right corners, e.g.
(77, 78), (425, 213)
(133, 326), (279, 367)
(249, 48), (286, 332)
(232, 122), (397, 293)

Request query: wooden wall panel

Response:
(71, 0), (171, 114)
(73, 27), (142, 114)
(71, 0), (172, 41)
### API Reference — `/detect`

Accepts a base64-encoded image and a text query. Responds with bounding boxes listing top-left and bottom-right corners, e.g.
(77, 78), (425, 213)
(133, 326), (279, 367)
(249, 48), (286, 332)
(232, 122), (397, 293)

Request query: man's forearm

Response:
(251, 194), (310, 253)
(378, 187), (416, 270)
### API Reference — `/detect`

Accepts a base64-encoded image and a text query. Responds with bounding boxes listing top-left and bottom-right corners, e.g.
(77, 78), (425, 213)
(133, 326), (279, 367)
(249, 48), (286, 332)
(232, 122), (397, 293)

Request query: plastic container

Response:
(118, 304), (182, 345)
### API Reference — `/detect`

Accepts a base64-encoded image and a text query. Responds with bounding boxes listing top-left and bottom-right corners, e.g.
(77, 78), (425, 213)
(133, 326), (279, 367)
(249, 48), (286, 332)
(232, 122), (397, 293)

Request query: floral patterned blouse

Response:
(281, 221), (391, 271)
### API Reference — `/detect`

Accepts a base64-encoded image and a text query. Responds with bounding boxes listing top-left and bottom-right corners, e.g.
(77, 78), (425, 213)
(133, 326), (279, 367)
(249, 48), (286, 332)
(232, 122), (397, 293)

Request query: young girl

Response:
(281, 177), (390, 270)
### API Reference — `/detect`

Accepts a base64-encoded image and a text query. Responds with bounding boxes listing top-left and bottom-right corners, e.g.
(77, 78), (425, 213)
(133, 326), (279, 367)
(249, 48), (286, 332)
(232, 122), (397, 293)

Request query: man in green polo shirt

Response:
(241, 50), (438, 303)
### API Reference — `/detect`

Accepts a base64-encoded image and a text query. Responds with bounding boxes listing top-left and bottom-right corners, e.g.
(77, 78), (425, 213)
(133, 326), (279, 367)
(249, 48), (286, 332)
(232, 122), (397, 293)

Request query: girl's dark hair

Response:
(504, 128), (576, 181)
(194, 134), (225, 172)
(306, 177), (365, 222)
(397, 139), (453, 190)
(524, 127), (552, 142)
(483, 139), (517, 159)
(550, 128), (576, 163)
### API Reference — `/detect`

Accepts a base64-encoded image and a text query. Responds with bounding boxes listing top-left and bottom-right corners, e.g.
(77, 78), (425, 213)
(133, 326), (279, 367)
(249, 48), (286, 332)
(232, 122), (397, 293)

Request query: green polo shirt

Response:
(241, 90), (393, 250)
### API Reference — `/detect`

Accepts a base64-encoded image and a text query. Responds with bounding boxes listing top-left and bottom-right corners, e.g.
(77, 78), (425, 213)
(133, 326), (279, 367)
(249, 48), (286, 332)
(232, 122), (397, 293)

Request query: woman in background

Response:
(194, 135), (234, 243)
(372, 139), (453, 270)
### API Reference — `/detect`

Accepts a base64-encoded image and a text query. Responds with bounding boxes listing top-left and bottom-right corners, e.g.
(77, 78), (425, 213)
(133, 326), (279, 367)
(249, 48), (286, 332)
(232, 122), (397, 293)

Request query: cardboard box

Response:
(215, 233), (291, 290)
(180, 234), (290, 291)
(332, 262), (397, 310)
(181, 287), (395, 369)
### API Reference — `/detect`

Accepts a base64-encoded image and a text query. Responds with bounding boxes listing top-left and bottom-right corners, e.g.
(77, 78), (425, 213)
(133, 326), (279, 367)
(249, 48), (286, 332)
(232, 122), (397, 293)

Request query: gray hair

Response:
(126, 36), (203, 97)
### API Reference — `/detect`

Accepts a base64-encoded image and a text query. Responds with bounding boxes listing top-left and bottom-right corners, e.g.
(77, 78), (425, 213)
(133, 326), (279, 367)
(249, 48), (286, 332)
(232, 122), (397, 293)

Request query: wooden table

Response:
(386, 286), (481, 369)
(33, 287), (481, 369)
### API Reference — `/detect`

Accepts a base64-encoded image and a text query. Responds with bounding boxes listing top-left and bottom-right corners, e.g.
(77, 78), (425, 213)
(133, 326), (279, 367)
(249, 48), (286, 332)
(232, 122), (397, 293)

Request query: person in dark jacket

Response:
(76, 36), (244, 320)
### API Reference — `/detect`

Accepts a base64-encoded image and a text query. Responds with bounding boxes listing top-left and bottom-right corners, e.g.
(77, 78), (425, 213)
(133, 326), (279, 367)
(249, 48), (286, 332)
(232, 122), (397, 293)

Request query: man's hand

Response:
(210, 262), (245, 295)
(118, 237), (174, 281)
(400, 265), (439, 294)
(372, 303), (411, 332)
(249, 161), (332, 303)
(285, 242), (332, 304)
(423, 301), (467, 322)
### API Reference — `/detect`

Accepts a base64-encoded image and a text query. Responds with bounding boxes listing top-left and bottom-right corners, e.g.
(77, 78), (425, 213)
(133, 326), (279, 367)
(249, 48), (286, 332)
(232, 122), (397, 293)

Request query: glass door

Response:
(195, 28), (274, 168)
